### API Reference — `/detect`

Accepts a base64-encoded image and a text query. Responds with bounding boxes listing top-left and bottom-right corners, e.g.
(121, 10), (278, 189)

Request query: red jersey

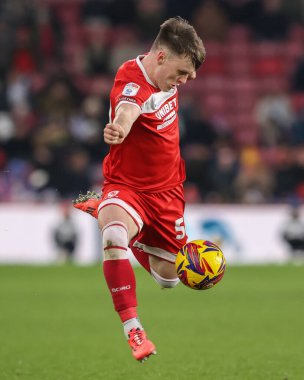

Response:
(103, 55), (186, 192)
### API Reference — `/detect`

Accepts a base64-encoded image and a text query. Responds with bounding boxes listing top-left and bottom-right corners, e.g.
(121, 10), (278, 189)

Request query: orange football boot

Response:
(72, 191), (101, 219)
(127, 328), (157, 362)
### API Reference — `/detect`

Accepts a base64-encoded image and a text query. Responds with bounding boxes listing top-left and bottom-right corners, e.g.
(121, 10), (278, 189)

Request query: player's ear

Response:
(156, 50), (166, 65)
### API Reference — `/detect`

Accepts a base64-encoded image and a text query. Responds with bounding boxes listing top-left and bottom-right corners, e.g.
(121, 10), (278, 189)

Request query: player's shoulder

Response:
(113, 57), (156, 102)
(116, 58), (142, 81)
(116, 57), (155, 92)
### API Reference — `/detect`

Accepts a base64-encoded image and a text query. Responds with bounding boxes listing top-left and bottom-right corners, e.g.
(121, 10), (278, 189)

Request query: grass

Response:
(0, 264), (303, 380)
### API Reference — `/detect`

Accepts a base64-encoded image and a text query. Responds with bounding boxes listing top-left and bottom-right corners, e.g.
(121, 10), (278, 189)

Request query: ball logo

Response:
(112, 285), (131, 292)
(107, 191), (119, 198)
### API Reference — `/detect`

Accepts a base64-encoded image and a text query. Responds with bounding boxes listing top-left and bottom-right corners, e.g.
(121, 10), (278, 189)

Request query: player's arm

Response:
(104, 103), (140, 145)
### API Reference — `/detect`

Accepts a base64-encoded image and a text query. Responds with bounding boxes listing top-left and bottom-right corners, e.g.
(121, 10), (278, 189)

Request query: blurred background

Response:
(0, 0), (304, 264)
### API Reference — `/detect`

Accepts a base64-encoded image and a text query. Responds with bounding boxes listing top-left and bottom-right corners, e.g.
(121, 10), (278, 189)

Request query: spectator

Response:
(250, 0), (292, 41)
(181, 101), (218, 199)
(83, 19), (111, 76)
(69, 95), (108, 161)
(209, 144), (239, 202)
(53, 147), (91, 198)
(254, 90), (293, 146)
(35, 73), (82, 119)
(32, 3), (62, 65)
(134, 0), (166, 42)
(81, 0), (136, 26)
(281, 205), (304, 262)
(53, 203), (78, 263)
(290, 106), (304, 146)
(290, 56), (304, 92)
(273, 145), (298, 201)
(0, 18), (15, 79)
(11, 26), (38, 75)
(0, 0), (303, 203)
(221, 0), (260, 25)
(192, 0), (230, 41)
(233, 146), (274, 203)
(108, 27), (143, 74)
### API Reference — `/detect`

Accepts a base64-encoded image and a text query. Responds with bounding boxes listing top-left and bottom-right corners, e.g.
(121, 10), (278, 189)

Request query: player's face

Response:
(155, 50), (196, 92)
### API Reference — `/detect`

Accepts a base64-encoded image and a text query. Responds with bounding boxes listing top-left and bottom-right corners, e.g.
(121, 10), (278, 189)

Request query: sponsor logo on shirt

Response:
(107, 191), (120, 198)
(157, 114), (177, 130)
(122, 82), (140, 96)
(118, 96), (137, 103)
(155, 98), (177, 130)
(155, 98), (177, 119)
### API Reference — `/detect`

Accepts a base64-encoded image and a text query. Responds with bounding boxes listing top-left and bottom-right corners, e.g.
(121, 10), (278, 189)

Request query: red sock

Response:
(103, 259), (138, 322)
(130, 242), (151, 273)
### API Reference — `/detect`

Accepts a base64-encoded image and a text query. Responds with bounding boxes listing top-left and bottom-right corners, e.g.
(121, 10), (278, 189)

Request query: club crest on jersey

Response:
(122, 82), (140, 97)
(106, 191), (120, 198)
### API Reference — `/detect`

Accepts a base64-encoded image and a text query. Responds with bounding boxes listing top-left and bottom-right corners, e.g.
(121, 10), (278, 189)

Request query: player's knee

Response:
(102, 222), (129, 260)
(151, 267), (180, 288)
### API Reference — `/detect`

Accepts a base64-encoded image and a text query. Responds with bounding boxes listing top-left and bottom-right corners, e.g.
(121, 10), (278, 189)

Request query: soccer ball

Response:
(175, 240), (226, 290)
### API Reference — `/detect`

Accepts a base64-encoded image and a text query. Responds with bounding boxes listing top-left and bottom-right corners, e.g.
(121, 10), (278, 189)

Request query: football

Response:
(175, 240), (226, 290)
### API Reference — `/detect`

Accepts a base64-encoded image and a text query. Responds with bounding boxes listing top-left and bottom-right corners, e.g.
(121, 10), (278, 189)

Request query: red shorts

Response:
(98, 184), (187, 263)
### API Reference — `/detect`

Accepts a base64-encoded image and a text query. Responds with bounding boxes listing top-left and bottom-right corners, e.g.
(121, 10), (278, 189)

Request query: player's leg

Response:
(73, 192), (153, 273)
(131, 185), (187, 288)
(129, 237), (152, 273)
(98, 204), (156, 362)
(72, 190), (183, 282)
(149, 255), (180, 288)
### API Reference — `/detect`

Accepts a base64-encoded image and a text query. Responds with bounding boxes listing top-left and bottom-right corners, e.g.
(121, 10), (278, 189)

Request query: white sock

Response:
(123, 318), (143, 338)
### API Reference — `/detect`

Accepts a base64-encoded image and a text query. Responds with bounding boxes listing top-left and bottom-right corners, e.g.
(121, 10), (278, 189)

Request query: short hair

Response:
(152, 17), (206, 70)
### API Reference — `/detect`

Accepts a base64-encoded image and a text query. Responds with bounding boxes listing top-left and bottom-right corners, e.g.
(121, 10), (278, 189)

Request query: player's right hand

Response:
(104, 123), (125, 145)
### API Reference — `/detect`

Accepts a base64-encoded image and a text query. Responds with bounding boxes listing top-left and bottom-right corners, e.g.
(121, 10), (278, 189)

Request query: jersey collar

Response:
(136, 55), (158, 88)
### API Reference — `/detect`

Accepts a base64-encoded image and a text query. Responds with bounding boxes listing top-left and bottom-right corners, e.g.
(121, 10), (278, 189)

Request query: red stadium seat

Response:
(233, 116), (259, 145)
(227, 25), (252, 43)
(64, 25), (85, 45)
(291, 93), (304, 112)
(200, 56), (226, 75)
(54, 4), (81, 25)
(232, 94), (257, 113)
(285, 40), (304, 63)
(202, 94), (229, 114)
(234, 128), (259, 146)
(253, 56), (287, 77)
(256, 77), (289, 94)
(227, 42), (253, 59)
(62, 43), (84, 74)
(204, 42), (227, 56)
(288, 24), (304, 42)
(229, 77), (258, 95)
(227, 58), (252, 76)
(254, 42), (283, 56)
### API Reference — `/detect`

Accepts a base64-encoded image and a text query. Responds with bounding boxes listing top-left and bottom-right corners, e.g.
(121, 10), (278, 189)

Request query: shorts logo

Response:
(122, 82), (140, 96)
(107, 190), (119, 198)
(112, 285), (131, 292)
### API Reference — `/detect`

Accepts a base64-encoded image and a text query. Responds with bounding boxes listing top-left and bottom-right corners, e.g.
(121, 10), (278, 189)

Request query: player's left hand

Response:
(104, 123), (125, 144)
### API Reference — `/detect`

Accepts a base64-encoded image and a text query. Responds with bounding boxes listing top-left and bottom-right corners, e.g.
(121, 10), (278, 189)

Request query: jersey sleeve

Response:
(112, 69), (152, 113)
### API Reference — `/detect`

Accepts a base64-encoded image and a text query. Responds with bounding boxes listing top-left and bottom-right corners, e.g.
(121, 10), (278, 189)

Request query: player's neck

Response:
(141, 54), (158, 88)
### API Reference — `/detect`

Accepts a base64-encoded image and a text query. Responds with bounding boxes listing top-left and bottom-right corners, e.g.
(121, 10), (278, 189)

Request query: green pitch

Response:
(1, 264), (303, 380)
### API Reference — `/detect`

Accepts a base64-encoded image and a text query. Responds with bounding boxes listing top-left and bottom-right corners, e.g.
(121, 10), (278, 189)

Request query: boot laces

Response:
(129, 328), (144, 346)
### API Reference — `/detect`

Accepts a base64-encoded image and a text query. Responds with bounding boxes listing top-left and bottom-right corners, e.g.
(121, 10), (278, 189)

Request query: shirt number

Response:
(175, 217), (186, 240)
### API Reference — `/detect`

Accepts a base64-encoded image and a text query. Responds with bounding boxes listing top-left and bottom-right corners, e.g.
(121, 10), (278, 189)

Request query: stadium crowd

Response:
(0, 0), (304, 204)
